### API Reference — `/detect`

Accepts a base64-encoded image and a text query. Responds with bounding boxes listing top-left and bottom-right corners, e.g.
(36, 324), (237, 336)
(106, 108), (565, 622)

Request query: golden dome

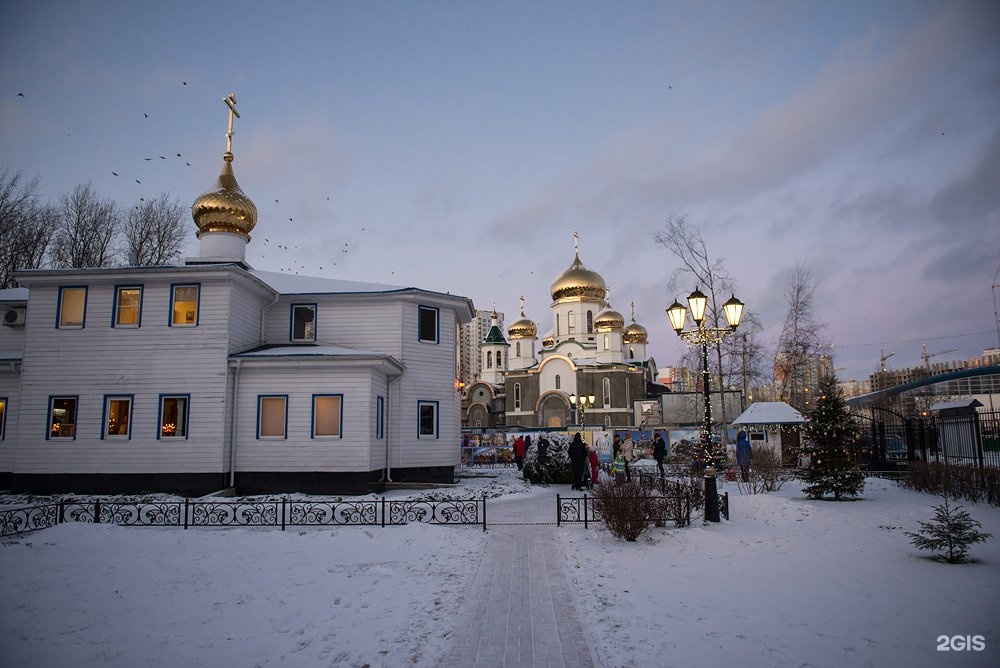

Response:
(595, 308), (625, 332)
(192, 152), (258, 238)
(550, 253), (608, 301)
(508, 313), (538, 339)
(623, 321), (648, 344)
(542, 331), (555, 348)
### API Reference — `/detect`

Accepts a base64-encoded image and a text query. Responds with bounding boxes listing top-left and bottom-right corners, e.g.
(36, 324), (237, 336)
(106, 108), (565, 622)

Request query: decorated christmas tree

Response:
(800, 375), (865, 500)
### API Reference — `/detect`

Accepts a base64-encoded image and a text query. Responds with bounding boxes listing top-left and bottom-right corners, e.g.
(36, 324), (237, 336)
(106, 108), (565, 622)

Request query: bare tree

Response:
(0, 169), (52, 288)
(774, 263), (830, 411)
(49, 183), (121, 268)
(121, 193), (188, 266)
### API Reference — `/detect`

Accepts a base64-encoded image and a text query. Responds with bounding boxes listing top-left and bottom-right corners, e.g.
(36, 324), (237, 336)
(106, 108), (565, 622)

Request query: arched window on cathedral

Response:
(555, 374), (561, 390)
(497, 351), (503, 369)
(603, 377), (611, 406)
(486, 351), (492, 369)
(568, 310), (575, 334)
(516, 341), (521, 357)
(629, 346), (635, 359)
(513, 382), (521, 411)
(604, 415), (611, 426)
(587, 310), (594, 333)
(604, 334), (609, 350)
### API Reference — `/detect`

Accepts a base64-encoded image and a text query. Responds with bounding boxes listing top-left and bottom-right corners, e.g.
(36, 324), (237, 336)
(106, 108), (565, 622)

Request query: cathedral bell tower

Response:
(480, 308), (510, 385)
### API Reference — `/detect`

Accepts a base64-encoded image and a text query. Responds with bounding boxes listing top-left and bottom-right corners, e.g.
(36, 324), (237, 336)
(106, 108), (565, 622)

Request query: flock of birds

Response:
(15, 85), (375, 279)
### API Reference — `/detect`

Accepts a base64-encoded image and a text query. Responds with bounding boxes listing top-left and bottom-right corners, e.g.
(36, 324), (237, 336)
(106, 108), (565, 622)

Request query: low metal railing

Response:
(1, 495), (488, 538)
(556, 492), (692, 527)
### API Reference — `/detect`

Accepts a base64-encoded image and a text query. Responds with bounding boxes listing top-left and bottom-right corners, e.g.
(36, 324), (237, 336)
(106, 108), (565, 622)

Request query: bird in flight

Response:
(182, 81), (187, 86)
(112, 172), (118, 176)
(144, 113), (149, 118)
(135, 179), (141, 184)
(17, 92), (24, 97)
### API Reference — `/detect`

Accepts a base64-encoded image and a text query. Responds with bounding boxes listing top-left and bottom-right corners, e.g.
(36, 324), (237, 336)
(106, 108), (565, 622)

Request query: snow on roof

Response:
(930, 399), (983, 411)
(733, 401), (805, 425)
(0, 351), (23, 361)
(233, 344), (391, 358)
(0, 287), (29, 302)
(250, 270), (408, 295)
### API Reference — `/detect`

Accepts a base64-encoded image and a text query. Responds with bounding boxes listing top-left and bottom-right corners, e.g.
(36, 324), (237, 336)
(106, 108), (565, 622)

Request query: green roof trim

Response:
(483, 324), (509, 345)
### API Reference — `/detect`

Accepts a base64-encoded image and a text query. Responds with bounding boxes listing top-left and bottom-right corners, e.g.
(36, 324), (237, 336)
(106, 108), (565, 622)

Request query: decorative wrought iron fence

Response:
(1, 495), (488, 538)
(556, 492), (692, 527)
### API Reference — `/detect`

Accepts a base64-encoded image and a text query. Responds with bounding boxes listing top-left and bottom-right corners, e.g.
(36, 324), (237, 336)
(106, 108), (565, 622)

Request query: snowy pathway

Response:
(443, 483), (596, 667)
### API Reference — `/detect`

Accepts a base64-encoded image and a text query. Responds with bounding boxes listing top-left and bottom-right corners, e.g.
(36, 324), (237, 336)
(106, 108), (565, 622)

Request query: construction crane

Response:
(921, 345), (957, 367)
(879, 349), (895, 372)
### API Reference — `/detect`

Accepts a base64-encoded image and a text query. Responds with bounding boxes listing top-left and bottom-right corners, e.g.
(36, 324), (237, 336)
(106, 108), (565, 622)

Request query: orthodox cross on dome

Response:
(223, 93), (240, 155)
(573, 229), (579, 255)
(631, 301), (636, 321)
(519, 294), (526, 314)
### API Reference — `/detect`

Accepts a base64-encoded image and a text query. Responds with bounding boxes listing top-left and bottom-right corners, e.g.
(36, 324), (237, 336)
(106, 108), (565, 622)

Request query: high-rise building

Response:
(459, 310), (504, 388)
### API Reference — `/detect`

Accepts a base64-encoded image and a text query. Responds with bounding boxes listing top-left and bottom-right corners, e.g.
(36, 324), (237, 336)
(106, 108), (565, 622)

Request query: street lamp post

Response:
(569, 393), (596, 426)
(666, 289), (745, 522)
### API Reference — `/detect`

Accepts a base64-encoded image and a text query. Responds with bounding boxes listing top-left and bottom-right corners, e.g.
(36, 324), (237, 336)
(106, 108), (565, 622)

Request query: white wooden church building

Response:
(0, 104), (473, 496)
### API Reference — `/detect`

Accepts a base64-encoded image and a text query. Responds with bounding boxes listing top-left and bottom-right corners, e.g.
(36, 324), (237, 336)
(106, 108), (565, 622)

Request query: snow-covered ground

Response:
(1, 471), (997, 667)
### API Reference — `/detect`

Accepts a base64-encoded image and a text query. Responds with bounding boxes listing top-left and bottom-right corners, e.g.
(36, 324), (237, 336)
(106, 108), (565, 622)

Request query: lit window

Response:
(418, 306), (438, 343)
(104, 395), (132, 438)
(171, 285), (199, 326)
(48, 396), (77, 439)
(568, 310), (575, 334)
(313, 395), (343, 438)
(291, 304), (316, 342)
(513, 383), (521, 411)
(418, 401), (438, 438)
(258, 396), (287, 438)
(114, 286), (142, 327)
(58, 287), (87, 328)
(159, 395), (189, 438)
(0, 397), (6, 440)
(376, 396), (384, 439)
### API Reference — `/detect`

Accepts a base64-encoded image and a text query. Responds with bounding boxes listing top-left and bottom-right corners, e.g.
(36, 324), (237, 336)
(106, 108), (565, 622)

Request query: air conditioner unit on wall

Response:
(3, 307), (26, 327)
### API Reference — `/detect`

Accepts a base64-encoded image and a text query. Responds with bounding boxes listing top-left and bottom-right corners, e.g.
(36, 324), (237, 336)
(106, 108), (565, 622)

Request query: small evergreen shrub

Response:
(905, 496), (992, 564)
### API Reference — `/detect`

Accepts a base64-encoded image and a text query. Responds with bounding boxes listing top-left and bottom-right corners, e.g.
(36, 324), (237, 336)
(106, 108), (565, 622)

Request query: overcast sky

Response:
(2, 1), (998, 381)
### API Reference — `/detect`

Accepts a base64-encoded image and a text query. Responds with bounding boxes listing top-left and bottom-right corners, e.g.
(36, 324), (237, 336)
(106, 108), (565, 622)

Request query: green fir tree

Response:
(800, 375), (865, 500)
(905, 496), (992, 563)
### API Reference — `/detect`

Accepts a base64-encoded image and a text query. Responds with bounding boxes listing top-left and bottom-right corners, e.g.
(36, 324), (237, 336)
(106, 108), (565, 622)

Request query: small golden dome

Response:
(508, 314), (538, 339)
(550, 253), (607, 301)
(595, 308), (625, 332)
(192, 153), (258, 238)
(542, 331), (555, 348)
(623, 321), (648, 344)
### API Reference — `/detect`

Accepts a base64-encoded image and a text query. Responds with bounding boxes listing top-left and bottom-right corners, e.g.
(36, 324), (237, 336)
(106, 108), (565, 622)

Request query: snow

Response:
(250, 269), (408, 295)
(732, 401), (805, 425)
(2, 473), (998, 667)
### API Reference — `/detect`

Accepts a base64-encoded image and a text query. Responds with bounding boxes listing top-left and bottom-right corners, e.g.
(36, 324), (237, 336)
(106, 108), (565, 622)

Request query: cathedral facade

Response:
(464, 246), (660, 429)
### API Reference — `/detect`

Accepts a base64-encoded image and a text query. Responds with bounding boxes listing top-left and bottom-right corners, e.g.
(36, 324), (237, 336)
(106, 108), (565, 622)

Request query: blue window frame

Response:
(376, 395), (384, 439)
(257, 395), (288, 439)
(169, 284), (200, 327)
(158, 394), (190, 439)
(417, 400), (439, 438)
(418, 305), (439, 343)
(312, 394), (343, 438)
(56, 286), (87, 329)
(290, 303), (317, 342)
(47, 395), (78, 440)
(0, 397), (7, 440)
(113, 285), (143, 328)
(102, 394), (134, 439)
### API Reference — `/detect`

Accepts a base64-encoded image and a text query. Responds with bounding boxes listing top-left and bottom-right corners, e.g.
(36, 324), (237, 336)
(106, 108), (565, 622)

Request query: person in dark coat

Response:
(736, 430), (751, 482)
(653, 431), (667, 476)
(568, 432), (588, 491)
(537, 436), (549, 463)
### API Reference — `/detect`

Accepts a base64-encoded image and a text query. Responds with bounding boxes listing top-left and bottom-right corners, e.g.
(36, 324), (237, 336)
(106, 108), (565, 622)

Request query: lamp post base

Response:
(704, 466), (720, 522)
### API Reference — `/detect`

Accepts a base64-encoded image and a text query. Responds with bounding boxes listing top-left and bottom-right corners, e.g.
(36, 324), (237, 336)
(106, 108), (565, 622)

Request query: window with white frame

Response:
(604, 415), (611, 426)
(603, 377), (611, 406)
(568, 310), (575, 334)
(58, 287), (87, 328)
(418, 305), (439, 343)
(513, 383), (521, 411)
(258, 396), (288, 438)
(291, 304), (316, 342)
(103, 395), (133, 438)
(418, 400), (438, 437)
(48, 396), (77, 439)
(114, 286), (142, 327)
(313, 395), (343, 438)
(159, 395), (189, 438)
(170, 285), (199, 326)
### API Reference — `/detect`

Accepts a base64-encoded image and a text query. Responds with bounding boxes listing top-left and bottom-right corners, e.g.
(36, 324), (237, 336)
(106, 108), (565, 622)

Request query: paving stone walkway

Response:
(443, 487), (596, 668)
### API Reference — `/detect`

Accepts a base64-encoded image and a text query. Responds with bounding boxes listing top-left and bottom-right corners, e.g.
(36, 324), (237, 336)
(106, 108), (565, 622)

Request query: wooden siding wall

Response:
(0, 373), (18, 472)
(13, 280), (232, 475)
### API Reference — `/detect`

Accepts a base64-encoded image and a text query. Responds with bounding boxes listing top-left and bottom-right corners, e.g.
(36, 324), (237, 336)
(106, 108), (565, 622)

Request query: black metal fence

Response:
(853, 408), (1000, 470)
(556, 492), (693, 527)
(1, 496), (488, 538)
(633, 468), (730, 521)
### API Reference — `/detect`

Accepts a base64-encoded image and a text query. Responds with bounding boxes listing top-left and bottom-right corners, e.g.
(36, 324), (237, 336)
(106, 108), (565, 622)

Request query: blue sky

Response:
(2, 1), (998, 381)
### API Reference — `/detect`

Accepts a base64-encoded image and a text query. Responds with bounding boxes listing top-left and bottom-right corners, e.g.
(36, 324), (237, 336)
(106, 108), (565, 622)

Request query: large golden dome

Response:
(623, 321), (648, 344)
(550, 253), (608, 301)
(192, 152), (258, 238)
(595, 307), (625, 332)
(508, 313), (538, 339)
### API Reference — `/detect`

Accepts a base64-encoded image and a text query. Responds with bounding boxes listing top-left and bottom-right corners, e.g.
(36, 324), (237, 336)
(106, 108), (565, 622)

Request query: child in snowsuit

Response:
(588, 447), (600, 489)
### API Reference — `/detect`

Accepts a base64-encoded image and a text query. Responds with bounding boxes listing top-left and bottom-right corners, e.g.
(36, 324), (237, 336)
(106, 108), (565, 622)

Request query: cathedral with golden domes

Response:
(463, 239), (662, 429)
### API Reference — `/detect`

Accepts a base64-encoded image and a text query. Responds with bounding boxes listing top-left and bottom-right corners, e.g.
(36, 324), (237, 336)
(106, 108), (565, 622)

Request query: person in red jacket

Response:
(588, 446), (600, 489)
(513, 436), (526, 471)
